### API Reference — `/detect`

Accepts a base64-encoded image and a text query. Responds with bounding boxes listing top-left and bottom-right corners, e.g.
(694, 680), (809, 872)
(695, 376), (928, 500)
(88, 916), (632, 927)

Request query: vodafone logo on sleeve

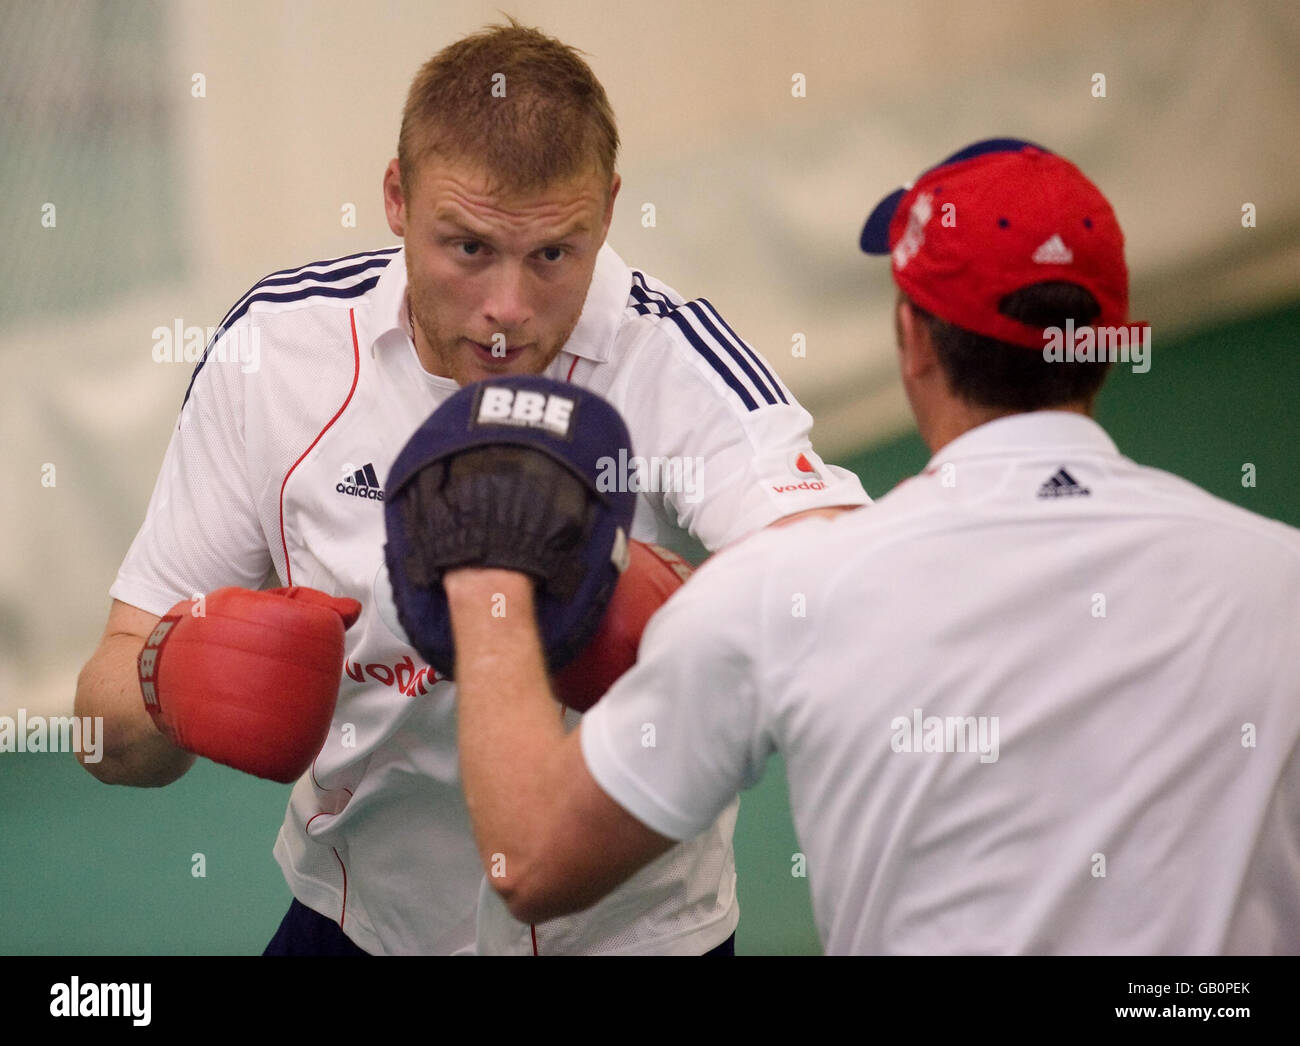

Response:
(771, 452), (828, 494)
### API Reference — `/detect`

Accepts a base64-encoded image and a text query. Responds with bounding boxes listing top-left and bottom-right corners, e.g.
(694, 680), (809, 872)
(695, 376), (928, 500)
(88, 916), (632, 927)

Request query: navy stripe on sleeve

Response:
(665, 310), (760, 411)
(264, 244), (400, 278)
(181, 272), (383, 410)
(627, 271), (790, 413)
(631, 271), (679, 313)
(680, 301), (779, 407)
(697, 299), (789, 405)
(214, 249), (398, 335)
(628, 282), (667, 317)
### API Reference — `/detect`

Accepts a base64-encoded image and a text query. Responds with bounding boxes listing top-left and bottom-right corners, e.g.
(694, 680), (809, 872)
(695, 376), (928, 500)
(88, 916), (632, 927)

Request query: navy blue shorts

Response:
(263, 898), (735, 956)
(263, 898), (369, 956)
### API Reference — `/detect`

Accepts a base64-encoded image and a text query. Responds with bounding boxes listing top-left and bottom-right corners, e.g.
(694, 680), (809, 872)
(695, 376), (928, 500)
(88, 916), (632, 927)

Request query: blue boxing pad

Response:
(384, 376), (636, 679)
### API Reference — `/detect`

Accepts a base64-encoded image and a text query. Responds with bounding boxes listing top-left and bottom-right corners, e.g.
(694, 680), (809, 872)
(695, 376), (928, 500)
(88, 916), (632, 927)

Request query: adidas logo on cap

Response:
(1032, 234), (1074, 265)
(1036, 467), (1090, 499)
(337, 462), (385, 501)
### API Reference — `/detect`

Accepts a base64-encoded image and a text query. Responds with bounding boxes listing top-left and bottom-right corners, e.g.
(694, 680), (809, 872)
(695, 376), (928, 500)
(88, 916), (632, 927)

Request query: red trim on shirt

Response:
(565, 355), (579, 383)
(309, 754), (353, 798)
(332, 847), (349, 929)
(280, 313), (361, 936)
(531, 924), (539, 955)
(278, 308), (363, 584)
(303, 813), (352, 930)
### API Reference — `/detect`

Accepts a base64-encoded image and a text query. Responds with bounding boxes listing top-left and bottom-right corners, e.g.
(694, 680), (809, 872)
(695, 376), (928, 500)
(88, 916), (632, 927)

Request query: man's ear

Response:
(383, 158), (407, 238)
(601, 173), (621, 240)
(896, 296), (938, 383)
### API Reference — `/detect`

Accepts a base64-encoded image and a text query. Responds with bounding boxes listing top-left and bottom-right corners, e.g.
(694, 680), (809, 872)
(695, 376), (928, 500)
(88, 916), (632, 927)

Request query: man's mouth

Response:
(467, 338), (530, 364)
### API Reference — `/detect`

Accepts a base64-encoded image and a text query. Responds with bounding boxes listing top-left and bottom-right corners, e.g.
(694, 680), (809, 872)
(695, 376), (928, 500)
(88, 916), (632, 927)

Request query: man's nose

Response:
(483, 260), (530, 332)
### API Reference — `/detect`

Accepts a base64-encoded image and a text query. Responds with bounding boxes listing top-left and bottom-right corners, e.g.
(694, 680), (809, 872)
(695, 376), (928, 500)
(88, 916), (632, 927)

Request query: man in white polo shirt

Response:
(447, 139), (1300, 953)
(72, 21), (868, 955)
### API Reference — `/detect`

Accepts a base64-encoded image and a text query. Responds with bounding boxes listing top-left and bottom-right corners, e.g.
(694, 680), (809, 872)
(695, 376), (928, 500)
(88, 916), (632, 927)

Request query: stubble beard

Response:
(407, 285), (581, 386)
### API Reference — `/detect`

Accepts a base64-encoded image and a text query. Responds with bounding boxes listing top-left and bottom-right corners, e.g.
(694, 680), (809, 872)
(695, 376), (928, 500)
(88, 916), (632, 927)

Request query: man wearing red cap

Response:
(445, 139), (1300, 953)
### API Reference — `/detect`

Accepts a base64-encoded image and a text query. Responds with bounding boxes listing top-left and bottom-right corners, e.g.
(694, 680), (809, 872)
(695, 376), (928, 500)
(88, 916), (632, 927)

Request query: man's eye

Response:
(459, 241), (482, 256)
(539, 246), (565, 262)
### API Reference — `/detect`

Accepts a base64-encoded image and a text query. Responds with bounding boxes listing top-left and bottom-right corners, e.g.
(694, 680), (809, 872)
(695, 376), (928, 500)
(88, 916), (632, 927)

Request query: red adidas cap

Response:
(860, 139), (1130, 349)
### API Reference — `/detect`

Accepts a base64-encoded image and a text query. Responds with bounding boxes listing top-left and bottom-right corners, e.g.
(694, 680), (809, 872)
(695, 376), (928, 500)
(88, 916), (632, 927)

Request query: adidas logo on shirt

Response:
(337, 462), (385, 501)
(1037, 467), (1090, 499)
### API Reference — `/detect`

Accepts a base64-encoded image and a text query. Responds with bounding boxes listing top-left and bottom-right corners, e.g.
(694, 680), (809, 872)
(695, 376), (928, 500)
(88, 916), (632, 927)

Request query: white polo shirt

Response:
(110, 242), (869, 955)
(582, 411), (1300, 954)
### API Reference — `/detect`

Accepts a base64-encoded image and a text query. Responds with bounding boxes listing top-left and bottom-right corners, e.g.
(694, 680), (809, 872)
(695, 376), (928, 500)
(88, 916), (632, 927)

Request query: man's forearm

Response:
(74, 634), (195, 787)
(448, 563), (687, 924)
(447, 569), (569, 900)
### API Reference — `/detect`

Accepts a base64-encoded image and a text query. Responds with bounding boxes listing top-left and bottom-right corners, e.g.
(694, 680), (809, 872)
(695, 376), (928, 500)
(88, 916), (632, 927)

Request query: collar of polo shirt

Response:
(364, 243), (633, 369)
(925, 411), (1118, 472)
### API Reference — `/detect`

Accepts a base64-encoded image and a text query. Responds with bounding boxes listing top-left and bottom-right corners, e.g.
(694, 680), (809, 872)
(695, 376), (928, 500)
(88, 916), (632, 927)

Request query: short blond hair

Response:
(398, 18), (619, 198)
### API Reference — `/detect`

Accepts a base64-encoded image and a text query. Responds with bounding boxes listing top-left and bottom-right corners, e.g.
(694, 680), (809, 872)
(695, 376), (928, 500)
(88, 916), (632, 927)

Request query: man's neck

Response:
(406, 295), (450, 379)
(924, 401), (1092, 455)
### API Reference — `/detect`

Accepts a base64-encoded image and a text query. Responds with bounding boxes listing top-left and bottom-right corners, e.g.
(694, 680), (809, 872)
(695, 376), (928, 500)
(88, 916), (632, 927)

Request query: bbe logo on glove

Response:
(474, 386), (575, 437)
(138, 618), (176, 709)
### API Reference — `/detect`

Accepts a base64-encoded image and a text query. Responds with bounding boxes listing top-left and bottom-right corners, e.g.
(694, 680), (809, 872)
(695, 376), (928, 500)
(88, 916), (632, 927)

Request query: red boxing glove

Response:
(552, 542), (694, 713)
(137, 586), (363, 783)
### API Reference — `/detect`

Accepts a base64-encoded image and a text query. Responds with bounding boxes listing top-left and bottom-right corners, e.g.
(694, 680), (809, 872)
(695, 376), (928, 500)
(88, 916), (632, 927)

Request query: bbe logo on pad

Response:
(474, 387), (575, 437)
